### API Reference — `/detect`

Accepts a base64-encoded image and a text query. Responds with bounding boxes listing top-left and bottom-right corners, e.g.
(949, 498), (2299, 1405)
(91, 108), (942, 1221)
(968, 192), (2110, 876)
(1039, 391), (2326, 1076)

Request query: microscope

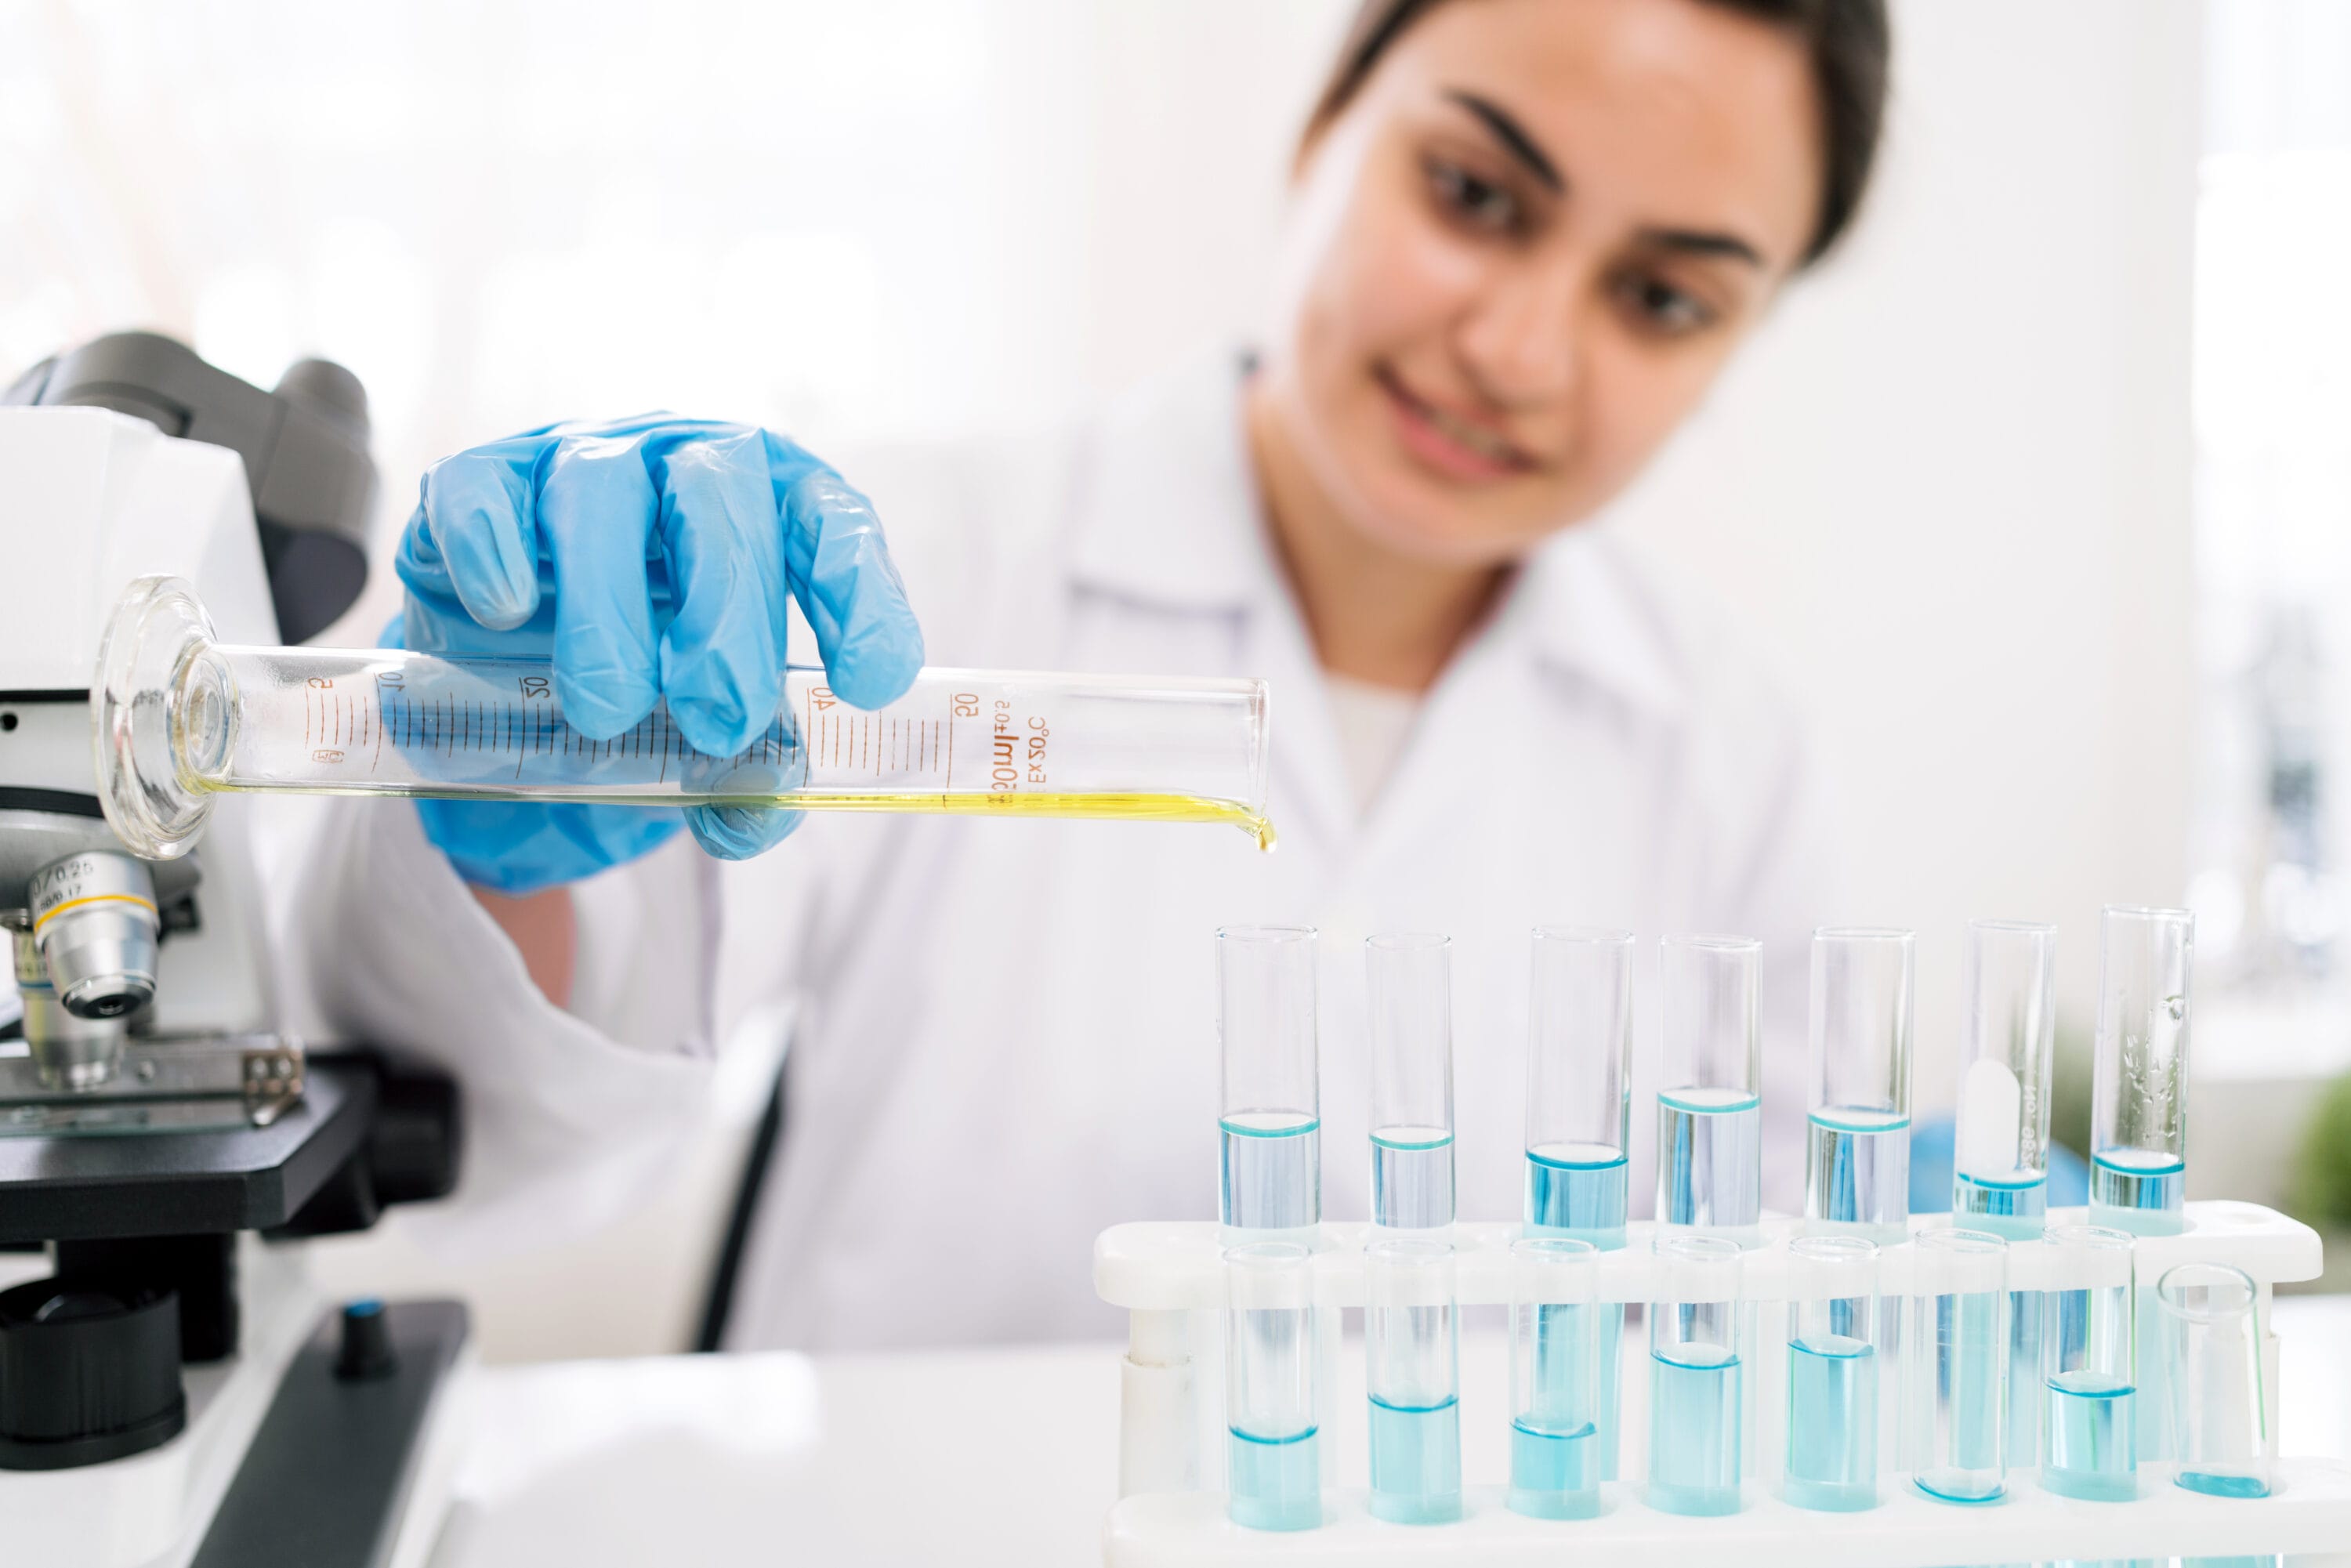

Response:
(0, 335), (467, 1568)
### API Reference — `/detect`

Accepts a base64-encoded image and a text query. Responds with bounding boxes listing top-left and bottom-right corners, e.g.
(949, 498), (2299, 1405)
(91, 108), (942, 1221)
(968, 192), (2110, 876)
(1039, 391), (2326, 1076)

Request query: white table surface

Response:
(427, 1297), (2351, 1567)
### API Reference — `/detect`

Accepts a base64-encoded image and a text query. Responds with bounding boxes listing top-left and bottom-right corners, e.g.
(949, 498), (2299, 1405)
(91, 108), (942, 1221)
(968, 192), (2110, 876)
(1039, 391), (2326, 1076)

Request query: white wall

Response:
(2, 0), (2208, 1355)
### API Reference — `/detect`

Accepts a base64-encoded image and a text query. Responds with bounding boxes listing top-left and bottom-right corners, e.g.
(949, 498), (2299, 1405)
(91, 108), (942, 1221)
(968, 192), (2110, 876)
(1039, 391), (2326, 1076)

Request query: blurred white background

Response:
(9, 0), (2342, 1354)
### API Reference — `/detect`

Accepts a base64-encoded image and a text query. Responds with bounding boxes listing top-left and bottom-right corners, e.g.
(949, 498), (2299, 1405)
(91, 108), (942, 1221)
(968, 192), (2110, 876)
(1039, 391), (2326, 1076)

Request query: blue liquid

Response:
(1525, 1143), (1626, 1479)
(1227, 1426), (1320, 1531)
(2177, 1469), (2269, 1499)
(1367, 1396), (1462, 1524)
(1524, 1143), (1628, 1248)
(1806, 1108), (1911, 1239)
(1955, 1168), (2048, 1240)
(2089, 1149), (2184, 1237)
(1220, 1113), (1319, 1237)
(1371, 1126), (1454, 1229)
(1508, 1418), (1600, 1519)
(1648, 1343), (1743, 1516)
(1657, 1088), (1762, 1233)
(1784, 1334), (1877, 1511)
(1918, 1287), (2006, 1503)
(2045, 1370), (2138, 1501)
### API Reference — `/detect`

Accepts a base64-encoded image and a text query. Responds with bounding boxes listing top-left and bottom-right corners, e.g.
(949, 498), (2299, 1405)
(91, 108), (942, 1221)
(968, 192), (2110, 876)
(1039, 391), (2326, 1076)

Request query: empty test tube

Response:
(1523, 926), (1632, 1478)
(1657, 936), (1763, 1242)
(1806, 928), (1914, 1243)
(1783, 1235), (1881, 1512)
(1367, 933), (1454, 1231)
(1911, 1228), (2009, 1505)
(1364, 1237), (1464, 1524)
(1507, 1237), (1603, 1520)
(1647, 1233), (1744, 1516)
(2043, 1223), (2139, 1501)
(1954, 920), (2058, 1237)
(2088, 906), (2194, 1236)
(1218, 926), (1320, 1243)
(2158, 1262), (2271, 1499)
(1224, 1242), (1322, 1531)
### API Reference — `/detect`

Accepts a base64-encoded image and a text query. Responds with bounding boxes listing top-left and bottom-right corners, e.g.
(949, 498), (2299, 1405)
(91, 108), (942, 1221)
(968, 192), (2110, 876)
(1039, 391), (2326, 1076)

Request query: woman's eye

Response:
(1614, 272), (1716, 337)
(1426, 158), (1520, 234)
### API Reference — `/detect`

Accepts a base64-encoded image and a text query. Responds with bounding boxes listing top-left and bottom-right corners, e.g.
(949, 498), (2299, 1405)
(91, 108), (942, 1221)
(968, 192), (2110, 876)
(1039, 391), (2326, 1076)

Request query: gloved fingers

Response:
(684, 802), (804, 860)
(649, 429), (787, 758)
(408, 451), (543, 632)
(538, 434), (665, 741)
(417, 799), (686, 896)
(773, 454), (926, 711)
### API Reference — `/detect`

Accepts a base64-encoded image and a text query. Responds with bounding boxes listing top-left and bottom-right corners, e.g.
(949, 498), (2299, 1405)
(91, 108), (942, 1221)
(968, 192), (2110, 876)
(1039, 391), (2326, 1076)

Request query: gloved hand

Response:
(388, 415), (925, 895)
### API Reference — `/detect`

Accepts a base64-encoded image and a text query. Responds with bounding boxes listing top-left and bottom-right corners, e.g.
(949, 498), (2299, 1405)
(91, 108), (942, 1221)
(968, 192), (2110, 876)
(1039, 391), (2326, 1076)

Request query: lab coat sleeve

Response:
(274, 797), (723, 1255)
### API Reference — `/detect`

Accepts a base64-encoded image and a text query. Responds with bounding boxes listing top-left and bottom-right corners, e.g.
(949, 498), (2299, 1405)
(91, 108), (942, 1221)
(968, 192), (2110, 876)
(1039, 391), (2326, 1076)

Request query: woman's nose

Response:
(1455, 266), (1583, 407)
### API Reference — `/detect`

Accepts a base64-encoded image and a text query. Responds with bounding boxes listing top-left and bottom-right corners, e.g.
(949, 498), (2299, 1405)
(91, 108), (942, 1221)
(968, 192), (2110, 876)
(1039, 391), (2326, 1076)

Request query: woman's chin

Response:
(1336, 463), (1558, 568)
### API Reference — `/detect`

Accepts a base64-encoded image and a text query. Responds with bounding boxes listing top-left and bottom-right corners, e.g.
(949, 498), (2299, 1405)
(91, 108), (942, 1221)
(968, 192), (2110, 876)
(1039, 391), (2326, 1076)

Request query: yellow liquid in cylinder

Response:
(755, 790), (1277, 851)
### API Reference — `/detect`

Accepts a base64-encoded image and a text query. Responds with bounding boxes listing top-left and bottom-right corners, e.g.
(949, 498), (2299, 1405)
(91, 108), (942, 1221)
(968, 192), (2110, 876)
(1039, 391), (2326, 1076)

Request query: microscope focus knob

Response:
(0, 1276), (186, 1471)
(27, 851), (160, 1020)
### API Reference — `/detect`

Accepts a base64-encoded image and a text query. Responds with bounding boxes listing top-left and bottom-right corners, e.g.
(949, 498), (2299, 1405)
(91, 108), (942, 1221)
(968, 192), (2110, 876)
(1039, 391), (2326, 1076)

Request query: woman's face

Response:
(1260, 0), (1827, 566)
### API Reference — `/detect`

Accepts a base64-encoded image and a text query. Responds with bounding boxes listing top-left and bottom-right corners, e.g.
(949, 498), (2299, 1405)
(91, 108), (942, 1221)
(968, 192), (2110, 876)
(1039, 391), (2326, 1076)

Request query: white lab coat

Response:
(280, 353), (1839, 1350)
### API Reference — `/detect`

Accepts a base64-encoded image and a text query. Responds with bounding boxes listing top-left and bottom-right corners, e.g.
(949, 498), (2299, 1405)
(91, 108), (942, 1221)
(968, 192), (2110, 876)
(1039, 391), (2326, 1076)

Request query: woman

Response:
(290, 0), (1889, 1348)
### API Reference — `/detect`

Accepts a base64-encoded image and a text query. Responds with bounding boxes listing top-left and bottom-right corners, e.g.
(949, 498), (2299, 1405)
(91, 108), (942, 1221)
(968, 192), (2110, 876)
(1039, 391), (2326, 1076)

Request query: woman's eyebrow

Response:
(1641, 228), (1766, 267)
(1442, 89), (1563, 194)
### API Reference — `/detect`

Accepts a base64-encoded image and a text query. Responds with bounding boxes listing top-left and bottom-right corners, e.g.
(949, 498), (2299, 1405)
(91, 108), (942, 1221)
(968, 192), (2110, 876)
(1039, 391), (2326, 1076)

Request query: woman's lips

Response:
(1377, 367), (1538, 483)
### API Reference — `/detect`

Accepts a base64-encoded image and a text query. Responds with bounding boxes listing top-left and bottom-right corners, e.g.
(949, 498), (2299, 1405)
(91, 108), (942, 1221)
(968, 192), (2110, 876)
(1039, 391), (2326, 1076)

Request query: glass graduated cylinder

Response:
(96, 575), (1273, 859)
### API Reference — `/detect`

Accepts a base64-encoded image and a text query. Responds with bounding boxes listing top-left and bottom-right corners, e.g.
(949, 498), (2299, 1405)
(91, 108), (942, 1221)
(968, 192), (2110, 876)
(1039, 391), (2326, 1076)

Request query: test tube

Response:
(1657, 936), (1763, 1241)
(2042, 1223), (2139, 1501)
(2158, 1262), (2271, 1499)
(1525, 926), (1632, 1245)
(1647, 1233), (1744, 1516)
(1367, 933), (1454, 1231)
(1523, 926), (1632, 1479)
(1911, 1228), (2009, 1505)
(1954, 920), (2058, 1237)
(1224, 1242), (1321, 1531)
(1507, 1237), (1603, 1520)
(1805, 928), (1914, 1242)
(2088, 906), (2194, 1236)
(1219, 926), (1320, 1244)
(1364, 1237), (1463, 1524)
(1783, 1235), (1881, 1512)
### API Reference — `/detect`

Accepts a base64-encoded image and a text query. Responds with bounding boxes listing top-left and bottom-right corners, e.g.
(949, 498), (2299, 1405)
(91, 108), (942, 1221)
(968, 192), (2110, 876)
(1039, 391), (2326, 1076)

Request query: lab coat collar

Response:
(1504, 525), (1692, 721)
(1067, 350), (1692, 722)
(1065, 350), (1283, 614)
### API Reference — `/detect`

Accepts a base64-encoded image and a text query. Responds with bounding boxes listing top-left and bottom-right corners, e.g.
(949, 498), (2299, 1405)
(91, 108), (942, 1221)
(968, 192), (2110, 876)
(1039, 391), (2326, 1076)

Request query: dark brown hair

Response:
(1306, 0), (1891, 265)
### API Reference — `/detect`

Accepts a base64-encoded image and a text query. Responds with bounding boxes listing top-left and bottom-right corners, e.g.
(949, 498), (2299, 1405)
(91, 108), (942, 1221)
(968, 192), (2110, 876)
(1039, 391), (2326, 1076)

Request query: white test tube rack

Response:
(1100, 1201), (2349, 1566)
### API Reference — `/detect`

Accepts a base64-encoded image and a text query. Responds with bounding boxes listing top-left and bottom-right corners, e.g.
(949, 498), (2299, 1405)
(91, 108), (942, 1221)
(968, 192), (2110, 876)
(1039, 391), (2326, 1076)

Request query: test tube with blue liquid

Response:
(1647, 1232), (1744, 1516)
(1364, 1237), (1463, 1524)
(1805, 928), (1914, 1243)
(1367, 933), (1454, 1231)
(2042, 1223), (2138, 1501)
(1954, 918), (2057, 1464)
(1911, 1227), (2009, 1505)
(1523, 926), (1632, 1475)
(1218, 925), (1320, 1244)
(2158, 1262), (2271, 1500)
(1507, 1237), (1603, 1519)
(2088, 906), (2193, 1235)
(1787, 1241), (1881, 1505)
(1657, 935), (1762, 1244)
(1954, 920), (2057, 1235)
(1782, 1235), (1881, 1512)
(1223, 1242), (1321, 1530)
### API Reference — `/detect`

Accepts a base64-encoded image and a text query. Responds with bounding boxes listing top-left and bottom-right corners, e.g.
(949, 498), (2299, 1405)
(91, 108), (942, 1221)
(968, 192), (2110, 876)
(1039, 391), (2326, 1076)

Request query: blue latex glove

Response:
(389, 415), (925, 894)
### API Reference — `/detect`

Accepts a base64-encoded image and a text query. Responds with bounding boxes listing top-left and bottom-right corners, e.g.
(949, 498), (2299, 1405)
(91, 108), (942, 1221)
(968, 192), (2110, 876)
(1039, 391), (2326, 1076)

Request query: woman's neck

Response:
(1246, 382), (1506, 694)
